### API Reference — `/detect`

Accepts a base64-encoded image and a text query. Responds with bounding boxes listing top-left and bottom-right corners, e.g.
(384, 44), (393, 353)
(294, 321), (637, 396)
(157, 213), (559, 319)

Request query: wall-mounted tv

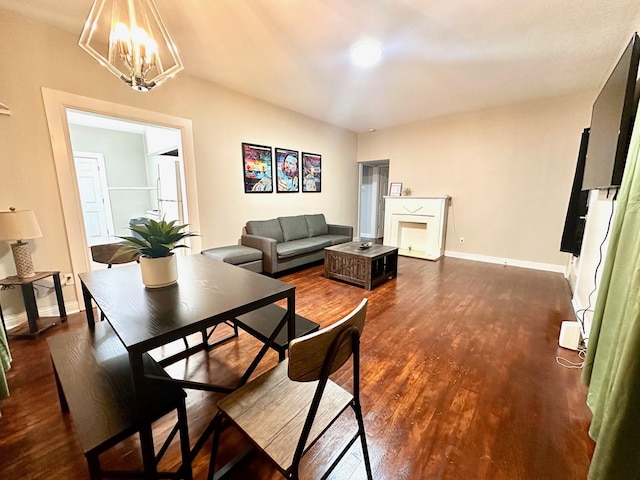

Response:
(561, 128), (590, 256)
(582, 33), (640, 191)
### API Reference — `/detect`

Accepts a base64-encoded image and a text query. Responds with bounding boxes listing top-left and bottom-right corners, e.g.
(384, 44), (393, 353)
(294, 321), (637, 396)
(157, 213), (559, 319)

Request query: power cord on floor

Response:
(556, 342), (588, 369)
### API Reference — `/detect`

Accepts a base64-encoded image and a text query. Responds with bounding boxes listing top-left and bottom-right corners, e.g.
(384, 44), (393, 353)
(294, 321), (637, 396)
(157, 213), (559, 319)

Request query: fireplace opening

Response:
(398, 221), (427, 254)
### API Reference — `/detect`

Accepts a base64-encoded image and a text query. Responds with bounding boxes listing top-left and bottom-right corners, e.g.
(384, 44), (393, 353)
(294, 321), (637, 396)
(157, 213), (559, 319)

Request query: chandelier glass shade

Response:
(79, 0), (184, 91)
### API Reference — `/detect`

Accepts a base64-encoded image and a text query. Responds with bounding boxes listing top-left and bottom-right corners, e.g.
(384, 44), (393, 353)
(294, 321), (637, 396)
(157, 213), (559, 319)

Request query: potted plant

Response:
(114, 218), (198, 288)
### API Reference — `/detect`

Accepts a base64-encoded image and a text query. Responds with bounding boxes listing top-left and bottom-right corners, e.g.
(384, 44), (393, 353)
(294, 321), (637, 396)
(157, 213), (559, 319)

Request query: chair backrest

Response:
(90, 243), (138, 266)
(288, 298), (367, 382)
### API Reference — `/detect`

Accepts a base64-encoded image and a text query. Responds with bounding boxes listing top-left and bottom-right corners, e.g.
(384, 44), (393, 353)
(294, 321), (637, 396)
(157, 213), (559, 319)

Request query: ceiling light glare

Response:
(351, 41), (383, 67)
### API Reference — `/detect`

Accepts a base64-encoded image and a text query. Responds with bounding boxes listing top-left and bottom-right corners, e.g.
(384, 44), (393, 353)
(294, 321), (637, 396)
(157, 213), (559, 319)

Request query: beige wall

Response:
(0, 9), (358, 318)
(357, 91), (596, 268)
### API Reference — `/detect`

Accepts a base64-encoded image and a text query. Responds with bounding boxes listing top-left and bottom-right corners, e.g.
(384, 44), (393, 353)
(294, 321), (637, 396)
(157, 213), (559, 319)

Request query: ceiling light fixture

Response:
(79, 0), (184, 91)
(350, 40), (383, 68)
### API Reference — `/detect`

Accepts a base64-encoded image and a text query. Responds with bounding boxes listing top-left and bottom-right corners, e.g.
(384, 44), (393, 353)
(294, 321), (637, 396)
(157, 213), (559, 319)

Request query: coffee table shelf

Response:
(324, 242), (398, 290)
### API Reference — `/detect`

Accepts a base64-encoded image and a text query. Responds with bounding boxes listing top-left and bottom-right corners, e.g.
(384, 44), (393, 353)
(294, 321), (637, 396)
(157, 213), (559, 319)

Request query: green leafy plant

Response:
(114, 218), (199, 259)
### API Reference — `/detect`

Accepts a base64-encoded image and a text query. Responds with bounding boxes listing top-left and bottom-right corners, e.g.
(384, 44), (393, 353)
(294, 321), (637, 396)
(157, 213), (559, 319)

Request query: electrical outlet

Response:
(459, 237), (465, 244)
(62, 273), (75, 285)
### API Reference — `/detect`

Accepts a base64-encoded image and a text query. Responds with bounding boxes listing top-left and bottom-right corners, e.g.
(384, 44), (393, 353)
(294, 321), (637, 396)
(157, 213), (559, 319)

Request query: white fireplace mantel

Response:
(383, 195), (450, 260)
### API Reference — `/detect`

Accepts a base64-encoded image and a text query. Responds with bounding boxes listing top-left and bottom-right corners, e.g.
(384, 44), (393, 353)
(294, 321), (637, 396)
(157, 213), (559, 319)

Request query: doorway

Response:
(42, 88), (202, 305)
(358, 160), (389, 241)
(67, 110), (186, 251)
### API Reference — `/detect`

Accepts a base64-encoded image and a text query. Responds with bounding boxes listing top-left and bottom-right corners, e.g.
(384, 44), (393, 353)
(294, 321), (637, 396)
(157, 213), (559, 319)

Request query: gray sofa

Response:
(241, 214), (353, 274)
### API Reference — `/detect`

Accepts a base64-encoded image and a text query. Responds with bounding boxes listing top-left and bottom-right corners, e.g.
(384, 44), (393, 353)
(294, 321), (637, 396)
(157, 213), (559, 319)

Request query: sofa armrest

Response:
(241, 234), (278, 274)
(327, 224), (353, 239)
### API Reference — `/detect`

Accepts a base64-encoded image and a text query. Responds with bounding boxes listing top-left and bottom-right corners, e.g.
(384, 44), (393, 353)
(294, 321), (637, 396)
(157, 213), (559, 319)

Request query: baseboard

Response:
(443, 250), (566, 273)
(3, 301), (80, 330)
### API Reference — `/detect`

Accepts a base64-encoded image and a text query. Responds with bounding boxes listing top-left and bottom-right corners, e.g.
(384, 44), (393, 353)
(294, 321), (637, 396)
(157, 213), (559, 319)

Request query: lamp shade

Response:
(0, 209), (42, 242)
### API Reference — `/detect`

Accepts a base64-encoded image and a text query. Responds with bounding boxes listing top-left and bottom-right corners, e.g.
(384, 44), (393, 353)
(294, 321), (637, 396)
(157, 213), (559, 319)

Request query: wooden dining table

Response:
(78, 254), (296, 479)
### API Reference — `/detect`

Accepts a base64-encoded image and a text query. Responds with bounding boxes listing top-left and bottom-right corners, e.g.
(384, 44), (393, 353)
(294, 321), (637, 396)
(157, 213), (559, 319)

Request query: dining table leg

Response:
(139, 423), (157, 480)
(81, 282), (96, 329)
(237, 294), (296, 386)
(129, 352), (160, 479)
(287, 292), (295, 349)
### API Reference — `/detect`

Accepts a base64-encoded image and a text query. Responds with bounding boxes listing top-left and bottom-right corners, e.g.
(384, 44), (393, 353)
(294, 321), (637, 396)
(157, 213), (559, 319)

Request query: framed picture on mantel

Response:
(389, 182), (403, 196)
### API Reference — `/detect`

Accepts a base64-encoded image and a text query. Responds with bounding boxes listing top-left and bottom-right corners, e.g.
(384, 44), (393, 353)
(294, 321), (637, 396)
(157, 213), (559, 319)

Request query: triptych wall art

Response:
(242, 143), (321, 194)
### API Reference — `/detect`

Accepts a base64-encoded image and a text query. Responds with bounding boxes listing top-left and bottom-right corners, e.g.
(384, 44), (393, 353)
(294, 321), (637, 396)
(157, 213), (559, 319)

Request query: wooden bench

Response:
(47, 322), (192, 479)
(234, 304), (320, 361)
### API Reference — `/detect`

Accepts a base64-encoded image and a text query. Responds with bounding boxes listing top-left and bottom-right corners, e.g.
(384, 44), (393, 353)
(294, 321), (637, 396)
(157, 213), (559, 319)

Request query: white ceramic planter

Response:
(139, 254), (178, 288)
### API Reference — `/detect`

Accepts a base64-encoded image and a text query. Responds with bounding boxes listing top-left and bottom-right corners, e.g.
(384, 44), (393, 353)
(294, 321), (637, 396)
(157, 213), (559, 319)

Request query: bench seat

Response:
(235, 304), (320, 361)
(47, 322), (191, 479)
(201, 245), (263, 273)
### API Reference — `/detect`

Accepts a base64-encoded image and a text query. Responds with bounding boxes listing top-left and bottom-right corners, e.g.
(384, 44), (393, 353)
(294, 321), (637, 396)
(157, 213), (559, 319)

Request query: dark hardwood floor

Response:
(0, 256), (594, 479)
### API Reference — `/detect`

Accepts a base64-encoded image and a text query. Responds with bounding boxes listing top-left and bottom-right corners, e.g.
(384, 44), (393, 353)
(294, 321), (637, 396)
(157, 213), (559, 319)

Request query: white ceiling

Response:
(4, 0), (640, 132)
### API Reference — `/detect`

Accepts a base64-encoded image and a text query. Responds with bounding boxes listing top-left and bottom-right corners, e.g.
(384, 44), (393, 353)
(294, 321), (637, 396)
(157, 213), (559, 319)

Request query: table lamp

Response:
(0, 207), (42, 278)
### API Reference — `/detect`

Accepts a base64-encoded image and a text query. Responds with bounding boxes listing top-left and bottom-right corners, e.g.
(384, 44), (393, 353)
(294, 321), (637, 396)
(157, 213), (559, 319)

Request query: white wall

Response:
(357, 91), (596, 270)
(0, 8), (358, 322)
(571, 189), (617, 340)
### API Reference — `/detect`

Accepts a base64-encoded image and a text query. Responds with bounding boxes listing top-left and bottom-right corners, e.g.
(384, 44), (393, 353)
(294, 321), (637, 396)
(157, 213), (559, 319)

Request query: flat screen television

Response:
(561, 128), (590, 256)
(582, 33), (640, 191)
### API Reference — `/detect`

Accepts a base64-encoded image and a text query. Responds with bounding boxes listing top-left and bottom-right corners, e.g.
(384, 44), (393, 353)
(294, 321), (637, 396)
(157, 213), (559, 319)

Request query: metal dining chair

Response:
(208, 298), (374, 480)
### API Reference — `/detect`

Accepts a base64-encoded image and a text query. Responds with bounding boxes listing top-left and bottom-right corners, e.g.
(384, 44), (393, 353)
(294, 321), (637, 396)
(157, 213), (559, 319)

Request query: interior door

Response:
(74, 153), (114, 246)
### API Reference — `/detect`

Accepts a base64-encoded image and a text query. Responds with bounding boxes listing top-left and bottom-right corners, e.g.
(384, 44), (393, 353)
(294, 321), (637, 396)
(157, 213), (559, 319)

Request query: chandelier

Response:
(79, 0), (184, 91)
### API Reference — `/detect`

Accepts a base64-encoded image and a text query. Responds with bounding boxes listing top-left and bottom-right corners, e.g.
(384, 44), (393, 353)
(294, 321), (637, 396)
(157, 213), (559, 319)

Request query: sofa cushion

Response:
(246, 219), (284, 243)
(316, 234), (352, 245)
(278, 215), (309, 242)
(276, 237), (332, 258)
(305, 214), (329, 237)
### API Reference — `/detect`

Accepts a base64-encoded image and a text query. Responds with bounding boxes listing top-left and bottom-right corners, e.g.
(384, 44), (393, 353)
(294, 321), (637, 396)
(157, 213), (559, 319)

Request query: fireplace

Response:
(383, 196), (450, 260)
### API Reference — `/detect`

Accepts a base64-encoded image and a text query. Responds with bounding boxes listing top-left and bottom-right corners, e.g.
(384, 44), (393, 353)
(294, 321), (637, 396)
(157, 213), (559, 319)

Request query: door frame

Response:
(42, 87), (201, 305)
(357, 159), (390, 240)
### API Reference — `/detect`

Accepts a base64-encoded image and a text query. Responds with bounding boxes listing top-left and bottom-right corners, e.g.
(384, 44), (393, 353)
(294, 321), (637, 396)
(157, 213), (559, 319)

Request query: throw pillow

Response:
(246, 219), (284, 243)
(305, 214), (329, 237)
(278, 215), (309, 242)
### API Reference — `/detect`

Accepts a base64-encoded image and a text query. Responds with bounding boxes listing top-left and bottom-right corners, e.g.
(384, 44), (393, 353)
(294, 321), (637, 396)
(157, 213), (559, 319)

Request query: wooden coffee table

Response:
(324, 242), (398, 290)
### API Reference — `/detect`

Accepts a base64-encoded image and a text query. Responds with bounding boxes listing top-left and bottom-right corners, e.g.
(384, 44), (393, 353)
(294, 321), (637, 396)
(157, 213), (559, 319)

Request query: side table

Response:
(0, 271), (67, 337)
